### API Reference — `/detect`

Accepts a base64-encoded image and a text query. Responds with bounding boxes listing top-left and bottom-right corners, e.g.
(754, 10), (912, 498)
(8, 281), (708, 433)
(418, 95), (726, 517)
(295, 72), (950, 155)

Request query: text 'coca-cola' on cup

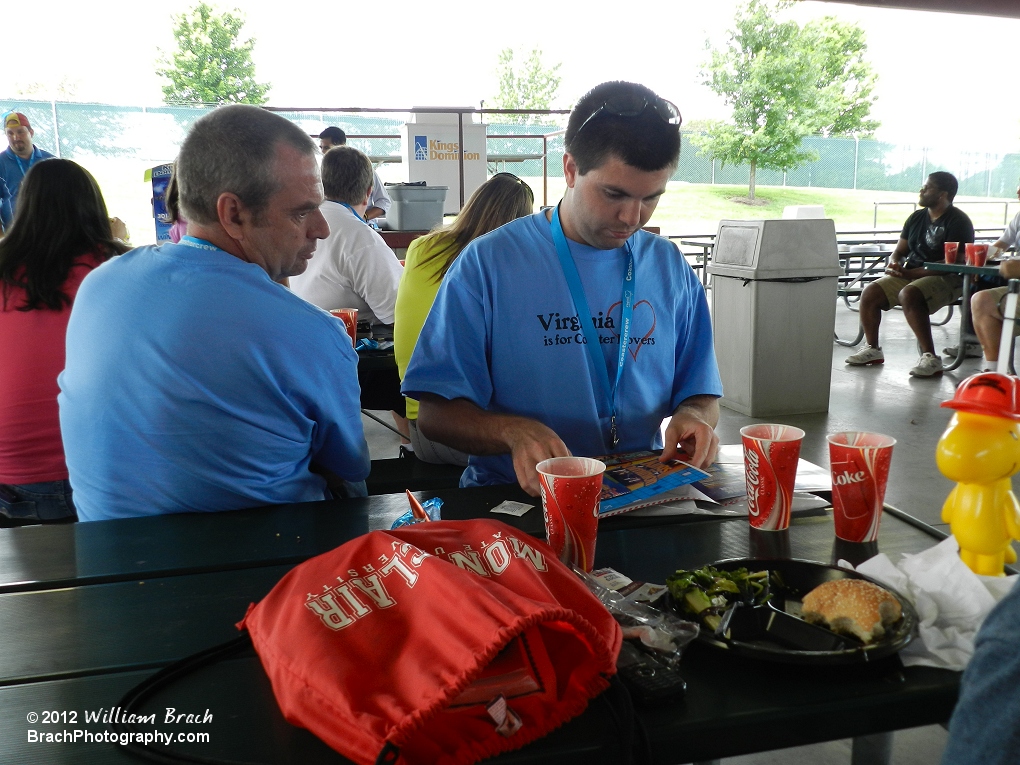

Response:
(536, 457), (606, 573)
(740, 424), (805, 531)
(965, 243), (989, 267)
(944, 242), (959, 264)
(826, 432), (896, 543)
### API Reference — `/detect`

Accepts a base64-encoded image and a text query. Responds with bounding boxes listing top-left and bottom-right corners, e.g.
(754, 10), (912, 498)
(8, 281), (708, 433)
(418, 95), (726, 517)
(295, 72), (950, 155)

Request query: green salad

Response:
(666, 566), (773, 632)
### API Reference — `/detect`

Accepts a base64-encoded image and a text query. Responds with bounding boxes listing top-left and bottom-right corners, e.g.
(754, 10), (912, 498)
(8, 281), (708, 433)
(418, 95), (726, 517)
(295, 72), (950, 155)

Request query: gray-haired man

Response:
(59, 105), (371, 521)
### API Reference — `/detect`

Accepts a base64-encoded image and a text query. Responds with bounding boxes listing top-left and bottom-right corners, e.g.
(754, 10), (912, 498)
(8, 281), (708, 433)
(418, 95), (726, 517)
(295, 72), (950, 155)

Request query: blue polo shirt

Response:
(0, 145), (55, 228)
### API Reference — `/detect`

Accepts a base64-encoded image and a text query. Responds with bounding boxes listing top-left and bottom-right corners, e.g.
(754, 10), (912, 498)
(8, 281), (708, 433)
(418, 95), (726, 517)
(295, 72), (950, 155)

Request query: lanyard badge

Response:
(550, 206), (635, 450)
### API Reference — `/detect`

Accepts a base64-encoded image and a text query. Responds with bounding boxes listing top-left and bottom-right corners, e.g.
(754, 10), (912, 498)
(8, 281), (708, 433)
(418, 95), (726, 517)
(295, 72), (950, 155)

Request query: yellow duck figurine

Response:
(937, 373), (1020, 576)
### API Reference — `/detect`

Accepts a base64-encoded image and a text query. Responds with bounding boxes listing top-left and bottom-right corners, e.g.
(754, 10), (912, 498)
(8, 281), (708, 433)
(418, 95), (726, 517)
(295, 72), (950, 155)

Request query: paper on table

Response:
(490, 501), (534, 517)
(706, 492), (831, 517)
(853, 535), (1017, 671)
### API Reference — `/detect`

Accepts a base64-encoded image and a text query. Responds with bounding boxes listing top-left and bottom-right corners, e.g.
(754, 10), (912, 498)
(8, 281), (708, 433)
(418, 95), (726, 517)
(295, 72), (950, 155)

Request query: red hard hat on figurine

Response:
(941, 372), (1020, 421)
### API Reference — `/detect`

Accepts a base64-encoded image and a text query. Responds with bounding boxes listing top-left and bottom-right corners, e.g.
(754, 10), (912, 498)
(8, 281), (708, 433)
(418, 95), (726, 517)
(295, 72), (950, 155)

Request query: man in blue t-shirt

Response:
(59, 105), (371, 520)
(1, 111), (55, 229)
(402, 81), (723, 495)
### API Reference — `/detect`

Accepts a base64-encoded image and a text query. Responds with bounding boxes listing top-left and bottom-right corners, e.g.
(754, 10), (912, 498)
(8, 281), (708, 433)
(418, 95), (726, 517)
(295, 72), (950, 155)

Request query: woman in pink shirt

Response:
(0, 159), (129, 525)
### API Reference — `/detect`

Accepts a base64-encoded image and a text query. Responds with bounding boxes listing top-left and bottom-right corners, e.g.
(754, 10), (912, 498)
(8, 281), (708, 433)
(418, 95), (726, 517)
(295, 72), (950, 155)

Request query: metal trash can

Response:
(385, 184), (449, 231)
(709, 219), (843, 416)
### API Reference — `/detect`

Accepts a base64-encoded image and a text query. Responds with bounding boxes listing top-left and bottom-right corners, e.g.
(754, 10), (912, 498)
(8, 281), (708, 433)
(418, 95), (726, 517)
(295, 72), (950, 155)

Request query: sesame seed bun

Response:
(801, 579), (902, 644)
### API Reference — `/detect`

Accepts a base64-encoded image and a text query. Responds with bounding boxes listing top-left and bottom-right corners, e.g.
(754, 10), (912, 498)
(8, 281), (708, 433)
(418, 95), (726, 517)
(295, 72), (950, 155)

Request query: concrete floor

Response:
(361, 297), (981, 765)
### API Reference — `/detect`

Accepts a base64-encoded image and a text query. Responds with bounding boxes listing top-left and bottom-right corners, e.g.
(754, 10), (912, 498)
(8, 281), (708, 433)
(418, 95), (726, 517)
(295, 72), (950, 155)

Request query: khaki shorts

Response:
(876, 274), (963, 314)
(983, 286), (1020, 336)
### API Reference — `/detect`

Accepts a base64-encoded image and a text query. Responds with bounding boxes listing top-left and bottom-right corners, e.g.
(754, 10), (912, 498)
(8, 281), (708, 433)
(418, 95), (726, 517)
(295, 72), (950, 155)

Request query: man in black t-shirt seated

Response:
(845, 171), (975, 378)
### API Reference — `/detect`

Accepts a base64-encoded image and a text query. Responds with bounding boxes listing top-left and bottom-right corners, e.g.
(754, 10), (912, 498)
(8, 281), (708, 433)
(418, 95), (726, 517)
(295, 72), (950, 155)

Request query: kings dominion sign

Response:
(426, 139), (480, 161)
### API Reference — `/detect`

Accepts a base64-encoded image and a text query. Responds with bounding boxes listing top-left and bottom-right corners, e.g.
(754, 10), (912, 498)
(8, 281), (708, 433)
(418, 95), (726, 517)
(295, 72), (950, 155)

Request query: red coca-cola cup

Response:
(965, 243), (989, 267)
(944, 242), (959, 264)
(536, 457), (606, 572)
(329, 308), (358, 347)
(740, 424), (805, 531)
(827, 432), (896, 542)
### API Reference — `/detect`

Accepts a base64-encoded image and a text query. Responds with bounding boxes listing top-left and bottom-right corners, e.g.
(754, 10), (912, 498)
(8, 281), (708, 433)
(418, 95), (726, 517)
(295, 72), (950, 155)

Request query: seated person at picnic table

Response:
(968, 185), (1020, 371)
(401, 80), (723, 496)
(846, 171), (975, 378)
(0, 159), (130, 525)
(290, 145), (408, 450)
(290, 145), (403, 325)
(58, 105), (370, 521)
(394, 172), (535, 466)
(970, 259), (1020, 372)
(318, 127), (391, 222)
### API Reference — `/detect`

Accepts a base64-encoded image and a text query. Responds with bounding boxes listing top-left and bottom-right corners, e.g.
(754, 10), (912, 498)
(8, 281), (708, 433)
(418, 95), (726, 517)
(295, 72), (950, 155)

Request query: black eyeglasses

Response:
(574, 95), (682, 137)
(492, 172), (534, 199)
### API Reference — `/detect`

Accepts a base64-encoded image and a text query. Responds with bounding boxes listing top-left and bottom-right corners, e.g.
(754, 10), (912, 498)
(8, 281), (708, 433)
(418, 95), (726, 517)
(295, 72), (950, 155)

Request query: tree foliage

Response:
(157, 3), (270, 106)
(490, 48), (562, 123)
(694, 0), (878, 199)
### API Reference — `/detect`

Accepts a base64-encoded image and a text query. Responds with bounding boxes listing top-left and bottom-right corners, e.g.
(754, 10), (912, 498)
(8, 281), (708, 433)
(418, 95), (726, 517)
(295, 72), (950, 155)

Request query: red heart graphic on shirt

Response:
(606, 299), (656, 361)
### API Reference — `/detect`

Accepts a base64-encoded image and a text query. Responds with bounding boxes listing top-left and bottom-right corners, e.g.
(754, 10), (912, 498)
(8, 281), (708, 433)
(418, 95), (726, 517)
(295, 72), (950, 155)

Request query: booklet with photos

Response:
(597, 451), (710, 517)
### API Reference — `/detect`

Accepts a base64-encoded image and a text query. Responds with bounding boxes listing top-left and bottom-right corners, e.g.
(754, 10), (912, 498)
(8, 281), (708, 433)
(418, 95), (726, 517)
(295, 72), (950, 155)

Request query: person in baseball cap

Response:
(1, 111), (55, 230)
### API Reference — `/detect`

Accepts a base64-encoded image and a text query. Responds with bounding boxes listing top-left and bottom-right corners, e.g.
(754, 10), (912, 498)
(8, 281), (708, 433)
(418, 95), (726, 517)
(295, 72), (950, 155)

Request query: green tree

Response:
(694, 0), (878, 200)
(490, 47), (562, 123)
(157, 3), (270, 106)
(803, 17), (879, 137)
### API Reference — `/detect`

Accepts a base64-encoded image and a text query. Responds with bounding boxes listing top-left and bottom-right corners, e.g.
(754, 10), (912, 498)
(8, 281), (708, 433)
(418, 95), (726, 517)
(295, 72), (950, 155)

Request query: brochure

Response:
(597, 451), (709, 517)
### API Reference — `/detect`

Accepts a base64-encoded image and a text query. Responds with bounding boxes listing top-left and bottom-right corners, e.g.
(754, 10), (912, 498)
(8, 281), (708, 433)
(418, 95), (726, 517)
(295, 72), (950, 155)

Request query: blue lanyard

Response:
(338, 202), (367, 224)
(13, 149), (36, 179)
(550, 206), (635, 449)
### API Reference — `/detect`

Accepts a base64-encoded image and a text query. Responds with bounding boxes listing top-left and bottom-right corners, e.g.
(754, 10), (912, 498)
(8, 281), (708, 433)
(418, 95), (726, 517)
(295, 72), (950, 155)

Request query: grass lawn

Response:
(534, 178), (1015, 239)
(92, 162), (1016, 247)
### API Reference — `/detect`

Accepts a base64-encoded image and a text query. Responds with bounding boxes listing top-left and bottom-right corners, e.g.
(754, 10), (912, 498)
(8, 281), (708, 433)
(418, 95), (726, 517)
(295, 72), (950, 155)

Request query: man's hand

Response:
(417, 395), (569, 496)
(885, 261), (927, 281)
(660, 396), (720, 469)
(504, 419), (571, 496)
(884, 260), (905, 278)
(1000, 259), (1020, 280)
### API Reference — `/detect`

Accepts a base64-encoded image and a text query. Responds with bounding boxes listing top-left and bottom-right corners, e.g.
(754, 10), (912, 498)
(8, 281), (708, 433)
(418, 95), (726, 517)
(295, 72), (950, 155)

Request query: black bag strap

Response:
(112, 633), (260, 765)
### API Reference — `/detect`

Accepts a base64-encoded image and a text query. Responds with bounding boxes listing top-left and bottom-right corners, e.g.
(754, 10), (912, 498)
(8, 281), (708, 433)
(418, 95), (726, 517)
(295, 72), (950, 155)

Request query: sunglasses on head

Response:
(492, 172), (534, 198)
(574, 95), (682, 137)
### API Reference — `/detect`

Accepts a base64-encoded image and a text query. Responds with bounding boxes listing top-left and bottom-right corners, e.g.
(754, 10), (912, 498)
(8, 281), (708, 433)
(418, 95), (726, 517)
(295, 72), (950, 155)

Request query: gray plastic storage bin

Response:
(386, 184), (449, 231)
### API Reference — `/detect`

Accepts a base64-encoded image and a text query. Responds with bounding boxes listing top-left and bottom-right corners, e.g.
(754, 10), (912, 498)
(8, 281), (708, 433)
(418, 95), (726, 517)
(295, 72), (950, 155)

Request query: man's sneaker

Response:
(941, 342), (982, 359)
(910, 353), (944, 377)
(845, 346), (884, 366)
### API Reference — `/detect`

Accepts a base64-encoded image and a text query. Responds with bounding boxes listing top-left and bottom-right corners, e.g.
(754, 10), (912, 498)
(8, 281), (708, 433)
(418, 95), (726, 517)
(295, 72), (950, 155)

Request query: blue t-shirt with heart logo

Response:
(401, 211), (723, 488)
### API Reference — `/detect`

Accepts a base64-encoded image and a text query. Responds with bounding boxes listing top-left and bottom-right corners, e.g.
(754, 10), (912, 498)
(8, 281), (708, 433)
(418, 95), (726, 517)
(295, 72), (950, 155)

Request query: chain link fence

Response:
(3, 98), (1018, 242)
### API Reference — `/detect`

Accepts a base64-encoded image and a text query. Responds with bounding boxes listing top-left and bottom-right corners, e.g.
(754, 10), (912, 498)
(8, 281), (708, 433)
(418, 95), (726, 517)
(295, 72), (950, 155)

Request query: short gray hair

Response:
(178, 105), (316, 224)
(321, 146), (374, 205)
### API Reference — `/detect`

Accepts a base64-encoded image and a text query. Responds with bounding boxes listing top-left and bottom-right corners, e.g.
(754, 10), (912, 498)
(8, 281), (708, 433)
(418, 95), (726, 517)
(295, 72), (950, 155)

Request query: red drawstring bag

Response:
(239, 519), (622, 765)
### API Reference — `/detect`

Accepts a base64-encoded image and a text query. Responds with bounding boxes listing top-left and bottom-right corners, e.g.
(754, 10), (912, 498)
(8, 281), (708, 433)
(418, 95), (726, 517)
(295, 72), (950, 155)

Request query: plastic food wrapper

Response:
(577, 567), (698, 669)
(390, 497), (444, 529)
(355, 338), (379, 352)
(847, 535), (1017, 671)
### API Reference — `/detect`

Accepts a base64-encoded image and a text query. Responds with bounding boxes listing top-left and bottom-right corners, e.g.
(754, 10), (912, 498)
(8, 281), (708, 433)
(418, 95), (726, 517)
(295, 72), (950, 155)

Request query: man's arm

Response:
(417, 394), (569, 496)
(366, 171), (391, 221)
(660, 395), (720, 469)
